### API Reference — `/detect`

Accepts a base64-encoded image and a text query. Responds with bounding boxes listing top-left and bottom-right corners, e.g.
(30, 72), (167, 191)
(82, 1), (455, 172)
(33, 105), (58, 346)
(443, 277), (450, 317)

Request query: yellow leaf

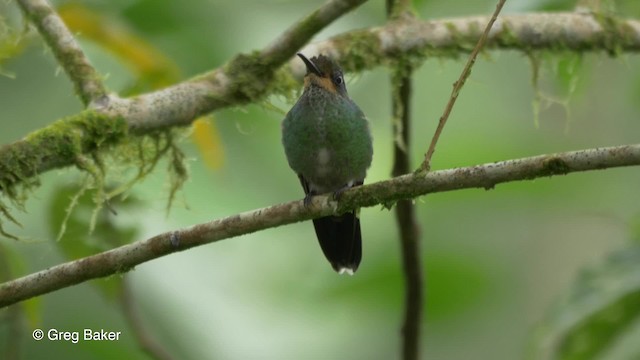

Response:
(58, 3), (180, 88)
(192, 117), (224, 170)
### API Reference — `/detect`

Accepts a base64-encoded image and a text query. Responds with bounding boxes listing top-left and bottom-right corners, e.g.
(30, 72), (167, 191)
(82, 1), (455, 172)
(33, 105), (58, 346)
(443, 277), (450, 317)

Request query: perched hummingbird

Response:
(282, 53), (373, 274)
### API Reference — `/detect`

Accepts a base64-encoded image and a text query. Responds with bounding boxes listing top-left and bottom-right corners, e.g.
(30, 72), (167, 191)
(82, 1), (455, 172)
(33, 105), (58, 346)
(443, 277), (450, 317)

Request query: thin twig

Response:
(120, 280), (174, 360)
(1, 144), (639, 308)
(386, 0), (423, 359)
(420, 0), (507, 171)
(15, 0), (107, 106)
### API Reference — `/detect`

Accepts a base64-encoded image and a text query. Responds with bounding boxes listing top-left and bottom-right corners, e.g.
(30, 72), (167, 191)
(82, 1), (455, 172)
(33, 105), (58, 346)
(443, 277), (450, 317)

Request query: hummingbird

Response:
(282, 53), (373, 274)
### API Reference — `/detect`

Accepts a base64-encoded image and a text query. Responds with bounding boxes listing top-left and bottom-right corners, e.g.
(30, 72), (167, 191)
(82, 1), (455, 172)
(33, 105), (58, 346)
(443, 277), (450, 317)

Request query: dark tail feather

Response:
(312, 212), (362, 274)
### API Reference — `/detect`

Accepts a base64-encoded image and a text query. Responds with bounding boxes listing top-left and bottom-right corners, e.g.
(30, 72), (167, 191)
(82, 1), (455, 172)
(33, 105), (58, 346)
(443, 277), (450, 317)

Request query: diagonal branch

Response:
(260, 0), (369, 66)
(16, 0), (107, 106)
(1, 144), (639, 308)
(118, 0), (369, 133)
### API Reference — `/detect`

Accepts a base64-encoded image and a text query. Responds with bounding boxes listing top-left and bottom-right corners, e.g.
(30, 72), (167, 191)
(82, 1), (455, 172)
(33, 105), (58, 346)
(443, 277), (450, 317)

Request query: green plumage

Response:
(281, 54), (373, 274)
(282, 57), (372, 194)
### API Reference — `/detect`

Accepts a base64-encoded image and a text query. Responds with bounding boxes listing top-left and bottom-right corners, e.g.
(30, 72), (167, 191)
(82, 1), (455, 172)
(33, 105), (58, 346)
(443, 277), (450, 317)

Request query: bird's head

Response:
(297, 53), (348, 97)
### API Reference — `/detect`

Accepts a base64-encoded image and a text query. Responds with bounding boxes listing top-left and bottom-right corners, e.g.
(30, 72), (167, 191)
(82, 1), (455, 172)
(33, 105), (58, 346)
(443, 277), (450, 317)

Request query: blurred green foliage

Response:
(1, 0), (640, 359)
(532, 247), (640, 359)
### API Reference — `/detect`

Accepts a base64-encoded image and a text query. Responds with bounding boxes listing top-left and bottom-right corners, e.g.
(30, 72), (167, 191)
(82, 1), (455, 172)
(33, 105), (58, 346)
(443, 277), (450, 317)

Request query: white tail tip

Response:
(338, 267), (355, 276)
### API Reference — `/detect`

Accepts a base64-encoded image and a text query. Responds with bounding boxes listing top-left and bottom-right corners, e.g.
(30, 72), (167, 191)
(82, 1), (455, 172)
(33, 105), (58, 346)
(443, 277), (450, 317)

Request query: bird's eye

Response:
(335, 75), (343, 85)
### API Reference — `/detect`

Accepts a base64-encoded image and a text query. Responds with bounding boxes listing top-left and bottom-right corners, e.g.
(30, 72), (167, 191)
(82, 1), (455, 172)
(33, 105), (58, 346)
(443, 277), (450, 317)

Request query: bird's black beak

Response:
(297, 53), (322, 77)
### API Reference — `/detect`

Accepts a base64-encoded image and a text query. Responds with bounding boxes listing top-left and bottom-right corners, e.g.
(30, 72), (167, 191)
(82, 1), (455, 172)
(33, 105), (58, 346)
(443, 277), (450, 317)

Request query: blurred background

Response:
(1, 0), (640, 359)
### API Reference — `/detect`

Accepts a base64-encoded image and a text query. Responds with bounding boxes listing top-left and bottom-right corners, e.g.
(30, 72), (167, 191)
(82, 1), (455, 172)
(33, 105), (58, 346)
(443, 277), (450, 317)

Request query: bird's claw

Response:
(303, 192), (316, 208)
(332, 185), (350, 201)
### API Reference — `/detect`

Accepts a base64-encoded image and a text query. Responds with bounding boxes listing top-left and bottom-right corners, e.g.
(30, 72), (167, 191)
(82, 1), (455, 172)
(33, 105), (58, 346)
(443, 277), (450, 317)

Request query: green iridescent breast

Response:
(282, 87), (373, 192)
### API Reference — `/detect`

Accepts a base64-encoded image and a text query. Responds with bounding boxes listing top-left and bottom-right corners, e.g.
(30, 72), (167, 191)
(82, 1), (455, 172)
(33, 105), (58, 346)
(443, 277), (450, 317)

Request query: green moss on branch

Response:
(0, 110), (128, 238)
(224, 52), (299, 104)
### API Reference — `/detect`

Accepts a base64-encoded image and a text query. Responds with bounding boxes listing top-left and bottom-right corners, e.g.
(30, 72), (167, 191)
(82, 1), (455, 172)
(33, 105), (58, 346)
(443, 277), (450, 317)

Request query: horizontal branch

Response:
(300, 11), (640, 74)
(16, 0), (107, 106)
(1, 144), (639, 308)
(1, 12), (638, 197)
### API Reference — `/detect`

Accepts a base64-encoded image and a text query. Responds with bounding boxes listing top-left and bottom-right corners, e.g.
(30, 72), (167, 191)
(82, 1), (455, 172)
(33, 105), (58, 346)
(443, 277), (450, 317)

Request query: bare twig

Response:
(120, 280), (174, 360)
(1, 144), (639, 308)
(16, 0), (107, 106)
(386, 0), (423, 358)
(420, 0), (507, 171)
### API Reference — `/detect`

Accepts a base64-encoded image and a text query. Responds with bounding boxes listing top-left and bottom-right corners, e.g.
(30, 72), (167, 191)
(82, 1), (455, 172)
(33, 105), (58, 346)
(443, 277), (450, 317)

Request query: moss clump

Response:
(592, 12), (636, 56)
(270, 67), (299, 102)
(0, 110), (148, 239)
(224, 51), (301, 107)
(25, 110), (128, 159)
(497, 21), (524, 50)
(332, 30), (383, 72)
(225, 51), (275, 103)
(0, 111), (126, 201)
(445, 21), (479, 53)
(542, 157), (571, 176)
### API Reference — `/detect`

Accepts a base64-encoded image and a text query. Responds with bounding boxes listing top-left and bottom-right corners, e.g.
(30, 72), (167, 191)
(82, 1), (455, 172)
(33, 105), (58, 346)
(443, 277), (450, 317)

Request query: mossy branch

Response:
(2, 12), (638, 202)
(259, 0), (369, 66)
(0, 111), (128, 235)
(299, 12), (640, 74)
(0, 0), (369, 234)
(1, 10), (639, 237)
(1, 144), (640, 308)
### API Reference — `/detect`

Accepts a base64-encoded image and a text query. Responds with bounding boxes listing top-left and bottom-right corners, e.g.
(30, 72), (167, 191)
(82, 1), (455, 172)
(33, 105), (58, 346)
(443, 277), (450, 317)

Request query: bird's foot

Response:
(332, 185), (352, 201)
(303, 191), (317, 207)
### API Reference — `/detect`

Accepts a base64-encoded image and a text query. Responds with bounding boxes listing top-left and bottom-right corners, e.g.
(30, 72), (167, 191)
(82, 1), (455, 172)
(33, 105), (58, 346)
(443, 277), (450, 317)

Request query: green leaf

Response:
(530, 246), (640, 360)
